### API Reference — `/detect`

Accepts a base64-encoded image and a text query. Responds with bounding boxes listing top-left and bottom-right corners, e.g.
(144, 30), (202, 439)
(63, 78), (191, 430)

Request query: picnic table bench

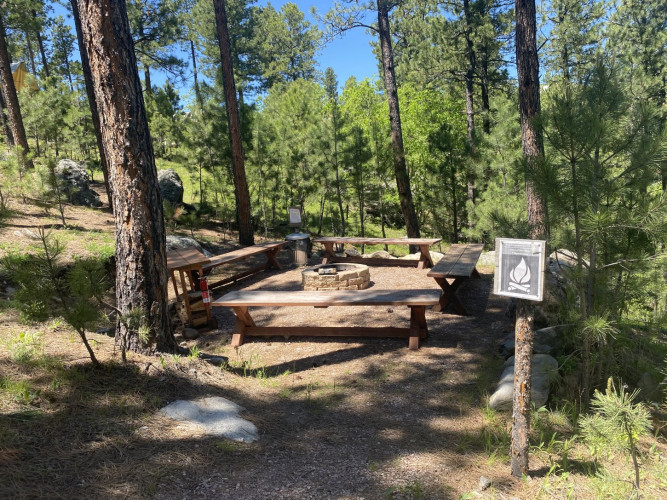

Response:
(167, 241), (285, 327)
(427, 243), (484, 315)
(213, 288), (441, 350)
(202, 241), (285, 290)
(312, 237), (442, 269)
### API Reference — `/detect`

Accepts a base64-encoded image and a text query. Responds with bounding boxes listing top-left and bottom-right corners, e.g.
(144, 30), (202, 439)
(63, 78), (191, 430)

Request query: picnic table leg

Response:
(169, 270), (179, 298)
(433, 277), (468, 315)
(472, 267), (481, 279)
(265, 247), (283, 270)
(178, 270), (194, 325)
(409, 306), (427, 350)
(230, 306), (255, 347)
(416, 244), (433, 269)
(321, 242), (335, 264)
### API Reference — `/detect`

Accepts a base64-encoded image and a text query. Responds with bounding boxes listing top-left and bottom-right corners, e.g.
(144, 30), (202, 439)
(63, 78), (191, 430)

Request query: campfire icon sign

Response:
(508, 258), (531, 292)
(494, 238), (545, 302)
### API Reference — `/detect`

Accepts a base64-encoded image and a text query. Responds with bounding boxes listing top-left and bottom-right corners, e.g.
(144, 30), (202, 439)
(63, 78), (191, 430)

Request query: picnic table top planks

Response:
(427, 243), (484, 278)
(204, 241), (285, 269)
(313, 237), (441, 246)
(167, 247), (210, 272)
(213, 288), (442, 308)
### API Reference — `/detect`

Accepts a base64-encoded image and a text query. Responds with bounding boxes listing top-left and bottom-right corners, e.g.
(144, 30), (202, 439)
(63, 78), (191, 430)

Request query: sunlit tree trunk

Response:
(0, 15), (33, 169)
(377, 0), (420, 248)
(70, 0), (113, 212)
(75, 0), (175, 355)
(511, 0), (546, 479)
(213, 0), (254, 245)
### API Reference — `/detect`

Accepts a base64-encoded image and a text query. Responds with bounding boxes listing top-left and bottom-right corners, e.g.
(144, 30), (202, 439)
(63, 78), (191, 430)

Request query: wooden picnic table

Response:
(313, 237), (442, 269)
(202, 241), (285, 290)
(167, 247), (212, 327)
(213, 288), (441, 349)
(167, 242), (286, 328)
(427, 243), (484, 315)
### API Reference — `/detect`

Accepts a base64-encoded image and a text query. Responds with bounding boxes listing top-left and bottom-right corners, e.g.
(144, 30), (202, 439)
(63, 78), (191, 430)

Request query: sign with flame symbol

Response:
(494, 238), (545, 301)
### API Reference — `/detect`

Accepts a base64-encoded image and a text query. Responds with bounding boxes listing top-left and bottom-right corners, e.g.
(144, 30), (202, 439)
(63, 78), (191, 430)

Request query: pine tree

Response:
(213, 0), (254, 246)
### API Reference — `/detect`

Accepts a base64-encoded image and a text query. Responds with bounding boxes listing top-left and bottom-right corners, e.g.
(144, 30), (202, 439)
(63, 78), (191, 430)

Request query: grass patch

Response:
(4, 331), (44, 364)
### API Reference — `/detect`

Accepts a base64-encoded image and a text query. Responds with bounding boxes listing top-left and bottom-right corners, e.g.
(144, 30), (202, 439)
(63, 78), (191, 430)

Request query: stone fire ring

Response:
(301, 263), (371, 291)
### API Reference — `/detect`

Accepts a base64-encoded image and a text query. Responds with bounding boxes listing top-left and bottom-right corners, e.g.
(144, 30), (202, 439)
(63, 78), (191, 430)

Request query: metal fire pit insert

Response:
(301, 263), (371, 291)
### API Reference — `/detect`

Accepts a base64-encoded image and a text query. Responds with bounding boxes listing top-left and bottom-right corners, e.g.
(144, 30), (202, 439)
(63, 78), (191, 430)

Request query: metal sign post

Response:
(493, 238), (546, 302)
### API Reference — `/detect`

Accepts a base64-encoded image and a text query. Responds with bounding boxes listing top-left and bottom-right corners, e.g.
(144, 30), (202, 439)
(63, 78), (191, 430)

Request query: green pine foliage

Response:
(1, 228), (111, 366)
(580, 378), (652, 490)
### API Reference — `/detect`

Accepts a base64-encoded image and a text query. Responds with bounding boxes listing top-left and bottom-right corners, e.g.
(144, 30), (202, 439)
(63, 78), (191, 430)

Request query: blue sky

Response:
(268, 0), (380, 85)
(51, 0), (380, 91)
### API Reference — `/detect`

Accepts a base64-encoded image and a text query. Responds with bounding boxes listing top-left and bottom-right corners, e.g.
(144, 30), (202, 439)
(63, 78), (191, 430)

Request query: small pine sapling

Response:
(2, 228), (113, 366)
(580, 377), (652, 491)
(36, 159), (68, 226)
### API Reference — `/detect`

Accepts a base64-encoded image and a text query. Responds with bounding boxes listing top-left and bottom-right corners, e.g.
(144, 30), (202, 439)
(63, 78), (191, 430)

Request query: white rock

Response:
(159, 397), (259, 442)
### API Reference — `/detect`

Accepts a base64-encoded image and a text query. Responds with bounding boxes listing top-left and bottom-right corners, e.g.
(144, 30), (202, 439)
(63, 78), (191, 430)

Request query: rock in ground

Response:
(166, 235), (212, 257)
(158, 169), (184, 206)
(55, 159), (102, 207)
(489, 354), (559, 411)
(159, 397), (258, 442)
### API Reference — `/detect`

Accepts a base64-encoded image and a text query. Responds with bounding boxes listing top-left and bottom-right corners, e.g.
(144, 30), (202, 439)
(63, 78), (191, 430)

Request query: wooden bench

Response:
(312, 237), (442, 269)
(167, 241), (285, 327)
(427, 243), (484, 315)
(212, 289), (441, 350)
(203, 241), (285, 290)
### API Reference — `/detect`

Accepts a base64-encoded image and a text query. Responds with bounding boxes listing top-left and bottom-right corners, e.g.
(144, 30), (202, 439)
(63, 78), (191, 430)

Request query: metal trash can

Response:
(286, 232), (310, 266)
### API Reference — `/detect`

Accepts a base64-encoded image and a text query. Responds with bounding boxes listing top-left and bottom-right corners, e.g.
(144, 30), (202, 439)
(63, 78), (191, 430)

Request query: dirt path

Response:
(153, 258), (517, 499)
(1, 193), (536, 499)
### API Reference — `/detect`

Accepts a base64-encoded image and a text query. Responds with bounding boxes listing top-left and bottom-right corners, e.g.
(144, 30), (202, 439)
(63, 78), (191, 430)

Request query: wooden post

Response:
(510, 299), (534, 476)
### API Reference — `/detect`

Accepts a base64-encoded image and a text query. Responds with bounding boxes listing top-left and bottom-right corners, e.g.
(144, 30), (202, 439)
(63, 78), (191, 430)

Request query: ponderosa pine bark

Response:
(377, 0), (420, 247)
(213, 0), (254, 246)
(511, 0), (546, 479)
(0, 91), (14, 146)
(70, 0), (113, 213)
(0, 14), (33, 169)
(75, 0), (175, 355)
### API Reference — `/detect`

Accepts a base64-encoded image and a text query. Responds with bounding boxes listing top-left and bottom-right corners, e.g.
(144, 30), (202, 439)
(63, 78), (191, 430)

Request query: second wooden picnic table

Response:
(312, 237), (442, 269)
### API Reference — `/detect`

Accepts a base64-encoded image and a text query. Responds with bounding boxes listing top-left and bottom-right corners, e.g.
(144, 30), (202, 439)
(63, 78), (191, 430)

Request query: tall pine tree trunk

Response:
(511, 0), (546, 478)
(213, 0), (254, 246)
(70, 0), (113, 213)
(75, 0), (175, 355)
(463, 0), (477, 213)
(25, 33), (37, 75)
(190, 39), (203, 110)
(377, 0), (420, 248)
(0, 90), (14, 146)
(33, 11), (50, 77)
(0, 15), (33, 169)
(144, 64), (152, 95)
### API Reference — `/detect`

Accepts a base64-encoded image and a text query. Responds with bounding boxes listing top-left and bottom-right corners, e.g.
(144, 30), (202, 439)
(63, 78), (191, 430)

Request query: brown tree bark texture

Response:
(75, 0), (175, 354)
(70, 0), (113, 213)
(512, 0), (546, 478)
(0, 15), (32, 167)
(377, 0), (420, 244)
(0, 90), (14, 146)
(511, 299), (534, 477)
(213, 0), (254, 246)
(515, 0), (546, 237)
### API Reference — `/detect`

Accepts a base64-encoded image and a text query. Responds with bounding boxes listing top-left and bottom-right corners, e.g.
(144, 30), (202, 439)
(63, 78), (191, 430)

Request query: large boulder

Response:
(158, 169), (184, 206)
(489, 354), (559, 411)
(55, 159), (102, 207)
(166, 235), (212, 257)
